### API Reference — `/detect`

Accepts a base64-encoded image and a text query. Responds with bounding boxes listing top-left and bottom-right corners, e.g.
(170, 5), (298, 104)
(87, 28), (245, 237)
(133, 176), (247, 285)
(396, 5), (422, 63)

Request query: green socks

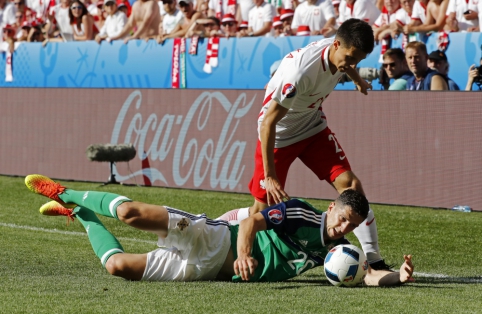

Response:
(74, 206), (124, 267)
(59, 190), (131, 219)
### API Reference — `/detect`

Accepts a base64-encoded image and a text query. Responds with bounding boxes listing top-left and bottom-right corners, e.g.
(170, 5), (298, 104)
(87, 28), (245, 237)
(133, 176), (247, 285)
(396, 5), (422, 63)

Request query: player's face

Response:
(325, 202), (364, 241)
(332, 40), (367, 72)
(406, 47), (428, 76)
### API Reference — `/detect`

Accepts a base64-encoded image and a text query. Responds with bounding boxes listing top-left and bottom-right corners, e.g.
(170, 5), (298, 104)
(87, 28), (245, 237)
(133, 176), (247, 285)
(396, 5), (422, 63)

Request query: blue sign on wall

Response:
(1, 33), (481, 90)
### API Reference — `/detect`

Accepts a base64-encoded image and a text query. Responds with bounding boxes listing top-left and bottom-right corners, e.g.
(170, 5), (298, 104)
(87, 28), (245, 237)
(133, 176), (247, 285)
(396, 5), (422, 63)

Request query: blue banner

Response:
(1, 33), (481, 90)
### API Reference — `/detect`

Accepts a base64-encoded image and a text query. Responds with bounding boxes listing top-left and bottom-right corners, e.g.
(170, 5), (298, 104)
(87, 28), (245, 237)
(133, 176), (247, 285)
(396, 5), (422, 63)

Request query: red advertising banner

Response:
(1, 88), (481, 211)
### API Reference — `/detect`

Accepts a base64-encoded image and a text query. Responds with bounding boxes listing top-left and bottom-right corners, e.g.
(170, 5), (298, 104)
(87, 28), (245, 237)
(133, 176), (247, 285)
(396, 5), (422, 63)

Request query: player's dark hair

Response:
(335, 189), (369, 219)
(335, 19), (374, 54)
(384, 48), (405, 62)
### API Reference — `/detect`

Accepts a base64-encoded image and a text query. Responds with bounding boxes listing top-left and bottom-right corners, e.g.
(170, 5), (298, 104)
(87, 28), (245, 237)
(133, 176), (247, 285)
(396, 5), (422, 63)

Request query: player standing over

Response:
(219, 18), (389, 270)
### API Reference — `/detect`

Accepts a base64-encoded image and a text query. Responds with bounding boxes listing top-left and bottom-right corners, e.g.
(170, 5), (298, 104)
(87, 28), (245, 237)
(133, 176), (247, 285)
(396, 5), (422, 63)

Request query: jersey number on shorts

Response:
(287, 251), (315, 275)
(328, 134), (346, 160)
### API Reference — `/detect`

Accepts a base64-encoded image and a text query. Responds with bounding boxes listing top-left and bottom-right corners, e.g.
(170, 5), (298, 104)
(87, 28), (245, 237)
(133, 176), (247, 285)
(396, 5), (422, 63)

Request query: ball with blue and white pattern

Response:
(324, 244), (368, 287)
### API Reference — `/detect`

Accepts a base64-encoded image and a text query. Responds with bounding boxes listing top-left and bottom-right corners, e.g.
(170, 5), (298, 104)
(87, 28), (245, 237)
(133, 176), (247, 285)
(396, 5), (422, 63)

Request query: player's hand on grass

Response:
(264, 176), (290, 205)
(399, 254), (414, 283)
(355, 79), (372, 95)
(234, 255), (258, 281)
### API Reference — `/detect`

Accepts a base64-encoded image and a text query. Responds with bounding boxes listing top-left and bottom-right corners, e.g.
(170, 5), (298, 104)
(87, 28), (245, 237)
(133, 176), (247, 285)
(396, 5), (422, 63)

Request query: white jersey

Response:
(411, 0), (427, 24)
(373, 5), (403, 27)
(337, 0), (380, 26)
(446, 0), (479, 31)
(248, 2), (275, 32)
(292, 0), (336, 31)
(162, 9), (184, 34)
(395, 6), (411, 25)
(99, 11), (127, 37)
(259, 38), (343, 148)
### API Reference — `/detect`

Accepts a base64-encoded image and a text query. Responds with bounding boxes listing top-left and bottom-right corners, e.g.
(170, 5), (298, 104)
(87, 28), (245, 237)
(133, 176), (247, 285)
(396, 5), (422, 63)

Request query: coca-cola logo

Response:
(110, 90), (256, 190)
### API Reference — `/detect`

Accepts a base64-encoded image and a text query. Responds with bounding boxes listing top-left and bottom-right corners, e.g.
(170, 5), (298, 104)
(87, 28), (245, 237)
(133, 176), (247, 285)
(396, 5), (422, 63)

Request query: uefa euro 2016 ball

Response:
(324, 244), (368, 287)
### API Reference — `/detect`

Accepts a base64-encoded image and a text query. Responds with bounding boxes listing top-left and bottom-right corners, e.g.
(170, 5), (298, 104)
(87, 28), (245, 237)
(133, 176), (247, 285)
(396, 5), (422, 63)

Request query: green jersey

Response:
(229, 199), (347, 282)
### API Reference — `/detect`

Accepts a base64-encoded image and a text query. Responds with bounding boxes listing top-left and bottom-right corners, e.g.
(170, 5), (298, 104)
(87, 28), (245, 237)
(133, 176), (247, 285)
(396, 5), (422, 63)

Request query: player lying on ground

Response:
(25, 174), (414, 285)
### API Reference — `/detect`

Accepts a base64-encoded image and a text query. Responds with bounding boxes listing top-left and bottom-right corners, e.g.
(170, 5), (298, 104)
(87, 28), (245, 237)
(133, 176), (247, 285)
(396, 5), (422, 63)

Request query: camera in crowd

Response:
(473, 45), (482, 85)
(338, 66), (390, 88)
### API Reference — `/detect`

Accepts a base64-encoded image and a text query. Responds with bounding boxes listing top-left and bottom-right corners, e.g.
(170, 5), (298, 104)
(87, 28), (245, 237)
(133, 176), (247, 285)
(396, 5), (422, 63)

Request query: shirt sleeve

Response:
(269, 58), (311, 110)
(320, 0), (336, 21)
(263, 3), (275, 23)
(260, 203), (288, 231)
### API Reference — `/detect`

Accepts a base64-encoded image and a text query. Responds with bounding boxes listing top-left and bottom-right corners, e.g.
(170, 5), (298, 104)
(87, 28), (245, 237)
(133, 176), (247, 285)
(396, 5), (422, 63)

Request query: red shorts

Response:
(248, 127), (351, 204)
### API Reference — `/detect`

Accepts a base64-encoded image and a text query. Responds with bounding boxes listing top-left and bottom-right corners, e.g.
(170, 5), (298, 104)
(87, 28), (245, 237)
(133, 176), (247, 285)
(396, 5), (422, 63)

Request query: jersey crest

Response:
(268, 209), (284, 224)
(282, 83), (297, 98)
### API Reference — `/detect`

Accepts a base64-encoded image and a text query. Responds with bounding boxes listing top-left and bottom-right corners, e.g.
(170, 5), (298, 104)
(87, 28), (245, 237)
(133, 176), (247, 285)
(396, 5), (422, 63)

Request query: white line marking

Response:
(0, 222), (157, 245)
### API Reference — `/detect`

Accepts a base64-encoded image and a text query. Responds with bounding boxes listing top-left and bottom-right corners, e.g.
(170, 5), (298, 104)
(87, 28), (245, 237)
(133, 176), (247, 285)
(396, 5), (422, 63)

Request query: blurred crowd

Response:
(1, 0), (481, 89)
(1, 0), (481, 45)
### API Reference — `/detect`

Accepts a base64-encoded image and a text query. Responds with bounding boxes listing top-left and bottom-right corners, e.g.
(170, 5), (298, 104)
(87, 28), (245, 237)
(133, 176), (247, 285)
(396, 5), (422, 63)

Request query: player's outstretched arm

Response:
(234, 213), (267, 281)
(260, 101), (290, 205)
(364, 255), (414, 286)
(344, 66), (372, 95)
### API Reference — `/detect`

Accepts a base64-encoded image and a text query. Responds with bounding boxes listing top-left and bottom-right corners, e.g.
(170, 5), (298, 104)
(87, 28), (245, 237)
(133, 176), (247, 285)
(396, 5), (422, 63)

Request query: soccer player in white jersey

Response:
(219, 19), (391, 271)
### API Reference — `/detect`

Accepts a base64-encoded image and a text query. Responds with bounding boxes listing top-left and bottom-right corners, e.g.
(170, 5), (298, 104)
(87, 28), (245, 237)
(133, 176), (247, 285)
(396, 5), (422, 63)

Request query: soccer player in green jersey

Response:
(25, 174), (413, 286)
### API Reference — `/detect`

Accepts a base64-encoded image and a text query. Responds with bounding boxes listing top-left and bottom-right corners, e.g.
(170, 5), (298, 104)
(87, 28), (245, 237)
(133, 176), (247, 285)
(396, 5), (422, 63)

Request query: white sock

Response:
(352, 208), (382, 263)
(216, 207), (249, 225)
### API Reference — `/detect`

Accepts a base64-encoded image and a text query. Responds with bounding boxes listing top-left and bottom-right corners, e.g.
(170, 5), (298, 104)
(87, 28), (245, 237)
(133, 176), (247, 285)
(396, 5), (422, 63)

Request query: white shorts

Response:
(141, 207), (232, 281)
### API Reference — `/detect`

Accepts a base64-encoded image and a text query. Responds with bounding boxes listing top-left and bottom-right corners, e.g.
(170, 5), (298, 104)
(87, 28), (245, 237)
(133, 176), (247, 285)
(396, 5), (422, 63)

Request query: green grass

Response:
(1, 175), (482, 313)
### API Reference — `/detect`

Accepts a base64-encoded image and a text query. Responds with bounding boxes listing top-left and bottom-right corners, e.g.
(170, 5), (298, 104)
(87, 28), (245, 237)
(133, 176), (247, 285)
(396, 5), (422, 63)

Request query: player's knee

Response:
(116, 202), (141, 223)
(335, 171), (365, 195)
(105, 254), (139, 280)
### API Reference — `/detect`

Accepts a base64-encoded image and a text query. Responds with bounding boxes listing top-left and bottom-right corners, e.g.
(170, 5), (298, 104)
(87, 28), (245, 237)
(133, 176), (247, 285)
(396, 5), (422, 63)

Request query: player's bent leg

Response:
(331, 171), (383, 265)
(116, 201), (169, 238)
(105, 253), (147, 281)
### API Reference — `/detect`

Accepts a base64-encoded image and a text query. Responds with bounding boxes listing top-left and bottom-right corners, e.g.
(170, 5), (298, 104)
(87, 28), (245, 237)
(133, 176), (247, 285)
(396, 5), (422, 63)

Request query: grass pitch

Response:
(1, 175), (482, 313)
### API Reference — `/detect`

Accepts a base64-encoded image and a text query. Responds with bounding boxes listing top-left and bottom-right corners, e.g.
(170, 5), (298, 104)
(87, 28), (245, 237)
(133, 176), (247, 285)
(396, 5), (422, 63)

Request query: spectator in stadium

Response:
(427, 50), (459, 90)
(405, 41), (448, 90)
(186, 15), (221, 37)
(109, 0), (161, 43)
(27, 20), (48, 41)
(238, 0), (254, 23)
(1, 24), (16, 52)
(220, 13), (238, 38)
(16, 20), (30, 41)
(465, 61), (482, 91)
(236, 19), (248, 37)
(12, 0), (34, 25)
(117, 1), (129, 16)
(207, 0), (237, 21)
(45, 0), (73, 41)
(291, 0), (337, 37)
(157, 0), (184, 42)
(400, 0), (427, 35)
(270, 15), (283, 37)
(162, 0), (203, 39)
(199, 1), (209, 17)
(445, 0), (479, 32)
(403, 0), (449, 34)
(390, 0), (415, 38)
(336, 0), (380, 27)
(372, 0), (402, 42)
(95, 0), (127, 43)
(382, 48), (413, 90)
(1, 0), (15, 29)
(279, 8), (294, 36)
(69, 0), (96, 40)
(218, 19), (392, 272)
(24, 174), (414, 285)
(241, 0), (275, 37)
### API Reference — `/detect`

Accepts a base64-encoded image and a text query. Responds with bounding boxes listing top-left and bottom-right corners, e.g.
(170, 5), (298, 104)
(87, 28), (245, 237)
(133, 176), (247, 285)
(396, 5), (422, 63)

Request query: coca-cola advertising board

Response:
(1, 88), (482, 210)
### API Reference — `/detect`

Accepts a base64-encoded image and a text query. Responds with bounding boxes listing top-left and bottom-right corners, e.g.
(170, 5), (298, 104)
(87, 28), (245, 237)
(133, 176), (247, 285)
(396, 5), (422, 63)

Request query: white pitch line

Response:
(0, 222), (157, 245)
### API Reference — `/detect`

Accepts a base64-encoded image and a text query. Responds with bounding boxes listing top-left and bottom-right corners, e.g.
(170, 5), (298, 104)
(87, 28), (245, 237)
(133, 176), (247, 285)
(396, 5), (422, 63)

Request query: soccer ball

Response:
(324, 244), (368, 287)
